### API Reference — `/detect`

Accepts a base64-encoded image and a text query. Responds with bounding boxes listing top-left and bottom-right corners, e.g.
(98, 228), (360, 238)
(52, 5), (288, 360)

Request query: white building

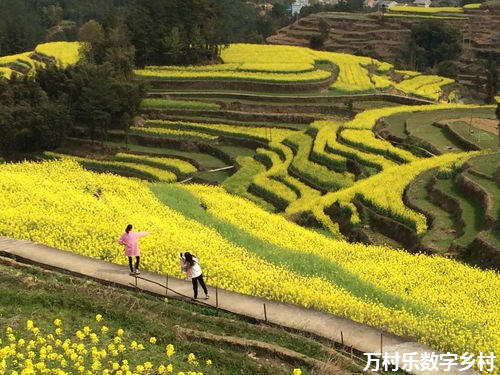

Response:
(413, 0), (432, 7)
(291, 0), (309, 14)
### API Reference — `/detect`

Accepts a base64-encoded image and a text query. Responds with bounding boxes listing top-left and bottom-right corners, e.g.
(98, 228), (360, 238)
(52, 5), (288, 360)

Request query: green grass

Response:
(405, 169), (457, 252)
(403, 109), (492, 153)
(406, 117), (466, 154)
(466, 152), (500, 178)
(384, 112), (410, 140)
(477, 228), (500, 251)
(148, 114), (308, 130)
(216, 145), (256, 158)
(465, 171), (500, 222)
(193, 169), (233, 184)
(0, 261), (363, 375)
(141, 98), (220, 110)
(434, 178), (484, 247)
(448, 121), (499, 151)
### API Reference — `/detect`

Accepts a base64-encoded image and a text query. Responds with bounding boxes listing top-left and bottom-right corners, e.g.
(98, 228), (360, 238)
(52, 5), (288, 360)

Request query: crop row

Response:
(141, 98), (220, 111)
(395, 75), (455, 100)
(135, 44), (466, 101)
(284, 133), (354, 192)
(47, 153), (179, 182)
(390, 6), (464, 13)
(143, 120), (296, 143)
(338, 129), (418, 163)
(310, 121), (397, 171)
(134, 68), (332, 83)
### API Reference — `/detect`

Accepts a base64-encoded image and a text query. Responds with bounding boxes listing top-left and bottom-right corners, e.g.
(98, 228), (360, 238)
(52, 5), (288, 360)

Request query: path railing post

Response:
(263, 303), (267, 322)
(165, 274), (169, 297)
(215, 284), (219, 309)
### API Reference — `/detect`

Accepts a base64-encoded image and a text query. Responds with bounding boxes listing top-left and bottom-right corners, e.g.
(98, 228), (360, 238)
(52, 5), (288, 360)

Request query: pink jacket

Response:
(180, 257), (202, 279)
(118, 231), (148, 257)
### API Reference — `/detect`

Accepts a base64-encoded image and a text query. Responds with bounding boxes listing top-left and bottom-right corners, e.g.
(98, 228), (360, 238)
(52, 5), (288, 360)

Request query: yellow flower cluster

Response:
(390, 6), (464, 13)
(134, 68), (331, 83)
(34, 42), (84, 68)
(133, 43), (466, 100)
(114, 153), (197, 176)
(0, 52), (44, 77)
(131, 126), (218, 141)
(344, 103), (490, 130)
(1, 159), (499, 374)
(143, 120), (296, 143)
(0, 66), (14, 79)
(47, 153), (178, 183)
(395, 75), (455, 100)
(311, 121), (396, 171)
(0, 42), (83, 79)
(0, 315), (211, 374)
(463, 3), (481, 9)
(338, 128), (418, 163)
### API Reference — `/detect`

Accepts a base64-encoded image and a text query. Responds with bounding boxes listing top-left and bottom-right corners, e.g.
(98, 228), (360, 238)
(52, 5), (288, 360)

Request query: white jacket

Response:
(180, 257), (202, 279)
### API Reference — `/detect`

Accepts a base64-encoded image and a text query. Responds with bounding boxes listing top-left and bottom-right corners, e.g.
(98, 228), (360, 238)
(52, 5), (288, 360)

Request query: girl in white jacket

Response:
(180, 252), (209, 300)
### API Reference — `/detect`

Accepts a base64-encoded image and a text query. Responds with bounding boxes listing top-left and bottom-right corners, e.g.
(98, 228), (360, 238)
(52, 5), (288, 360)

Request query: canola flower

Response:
(35, 41), (84, 68)
(144, 119), (297, 143)
(310, 120), (397, 171)
(395, 74), (455, 100)
(114, 153), (197, 176)
(0, 316), (213, 374)
(131, 126), (218, 141)
(344, 103), (493, 130)
(463, 2), (481, 8)
(134, 67), (331, 83)
(0, 66), (14, 79)
(133, 43), (464, 100)
(47, 152), (179, 183)
(313, 152), (477, 234)
(0, 51), (44, 76)
(390, 6), (464, 13)
(338, 128), (418, 163)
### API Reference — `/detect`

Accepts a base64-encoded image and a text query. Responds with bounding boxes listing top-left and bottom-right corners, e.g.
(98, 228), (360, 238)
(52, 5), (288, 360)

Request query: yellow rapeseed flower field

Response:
(35, 41), (84, 68)
(0, 159), (499, 374)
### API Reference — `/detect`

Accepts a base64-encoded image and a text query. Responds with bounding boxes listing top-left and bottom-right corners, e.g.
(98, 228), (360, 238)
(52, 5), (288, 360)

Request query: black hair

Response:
(184, 252), (195, 267)
(125, 224), (133, 233)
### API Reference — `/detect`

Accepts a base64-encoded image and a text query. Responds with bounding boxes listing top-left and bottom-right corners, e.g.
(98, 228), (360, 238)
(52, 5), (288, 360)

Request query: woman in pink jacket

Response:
(118, 224), (148, 276)
(180, 252), (209, 300)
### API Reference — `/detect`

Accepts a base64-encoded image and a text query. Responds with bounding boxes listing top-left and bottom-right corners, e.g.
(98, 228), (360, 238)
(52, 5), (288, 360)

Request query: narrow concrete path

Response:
(0, 237), (478, 375)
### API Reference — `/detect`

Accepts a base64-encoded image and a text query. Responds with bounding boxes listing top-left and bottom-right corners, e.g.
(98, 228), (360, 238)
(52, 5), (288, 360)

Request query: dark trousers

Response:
(192, 274), (208, 299)
(128, 256), (140, 272)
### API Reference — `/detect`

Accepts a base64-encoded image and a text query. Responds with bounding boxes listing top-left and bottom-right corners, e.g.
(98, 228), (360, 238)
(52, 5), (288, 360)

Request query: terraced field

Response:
(49, 43), (498, 269)
(1, 42), (499, 375)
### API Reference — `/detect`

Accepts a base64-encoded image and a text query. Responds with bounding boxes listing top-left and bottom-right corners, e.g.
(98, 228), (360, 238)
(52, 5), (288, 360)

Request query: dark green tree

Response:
(0, 76), (69, 157)
(403, 20), (462, 71)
